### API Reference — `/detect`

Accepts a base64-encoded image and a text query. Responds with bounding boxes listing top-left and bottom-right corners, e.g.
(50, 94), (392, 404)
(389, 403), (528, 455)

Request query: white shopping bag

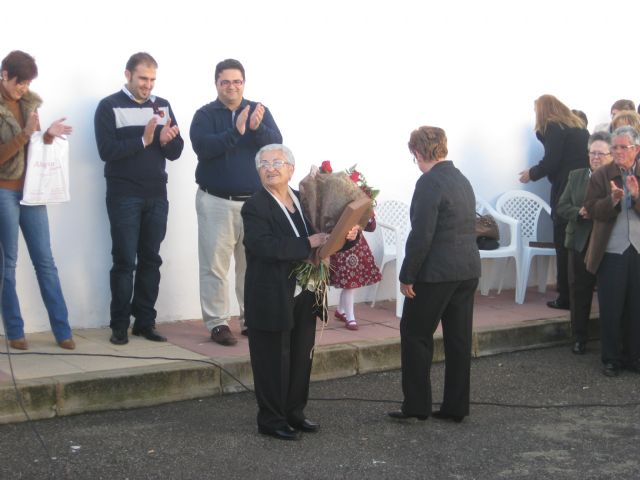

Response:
(20, 132), (70, 205)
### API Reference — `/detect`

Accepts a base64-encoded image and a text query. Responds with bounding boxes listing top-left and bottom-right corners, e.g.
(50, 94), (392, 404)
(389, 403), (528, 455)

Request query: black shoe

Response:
(432, 410), (465, 423)
(110, 330), (129, 345)
(387, 410), (428, 421)
(258, 425), (300, 441)
(132, 327), (167, 342)
(571, 341), (586, 355)
(546, 299), (570, 310)
(602, 363), (619, 377)
(290, 418), (320, 433)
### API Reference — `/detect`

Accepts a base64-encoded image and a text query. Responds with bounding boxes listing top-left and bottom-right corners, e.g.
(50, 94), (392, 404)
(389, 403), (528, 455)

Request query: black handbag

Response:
(475, 213), (500, 250)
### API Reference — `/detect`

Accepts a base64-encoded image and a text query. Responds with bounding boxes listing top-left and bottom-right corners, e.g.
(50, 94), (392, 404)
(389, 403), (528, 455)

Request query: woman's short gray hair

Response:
(255, 144), (296, 170)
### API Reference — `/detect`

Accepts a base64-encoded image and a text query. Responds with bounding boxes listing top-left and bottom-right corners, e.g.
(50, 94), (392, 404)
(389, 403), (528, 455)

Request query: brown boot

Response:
(9, 338), (28, 350)
(58, 338), (76, 350)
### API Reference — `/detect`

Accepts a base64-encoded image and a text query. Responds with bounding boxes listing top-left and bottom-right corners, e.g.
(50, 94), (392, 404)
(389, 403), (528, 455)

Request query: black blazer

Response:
(241, 188), (314, 331)
(399, 161), (481, 284)
(529, 122), (589, 219)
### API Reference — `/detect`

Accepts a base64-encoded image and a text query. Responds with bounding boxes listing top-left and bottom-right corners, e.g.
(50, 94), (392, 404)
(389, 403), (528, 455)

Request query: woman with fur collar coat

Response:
(0, 50), (74, 350)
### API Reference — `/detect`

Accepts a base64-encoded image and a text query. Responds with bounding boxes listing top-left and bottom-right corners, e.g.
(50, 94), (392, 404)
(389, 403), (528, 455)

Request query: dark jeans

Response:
(106, 196), (168, 332)
(597, 246), (640, 367)
(399, 278), (478, 418)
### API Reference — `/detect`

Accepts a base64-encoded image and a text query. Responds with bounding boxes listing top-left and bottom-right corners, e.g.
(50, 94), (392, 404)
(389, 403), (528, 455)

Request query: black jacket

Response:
(529, 122), (589, 219)
(400, 161), (480, 284)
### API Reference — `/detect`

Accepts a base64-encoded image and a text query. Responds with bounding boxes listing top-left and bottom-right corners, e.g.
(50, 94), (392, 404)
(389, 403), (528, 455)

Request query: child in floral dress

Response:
(330, 215), (382, 330)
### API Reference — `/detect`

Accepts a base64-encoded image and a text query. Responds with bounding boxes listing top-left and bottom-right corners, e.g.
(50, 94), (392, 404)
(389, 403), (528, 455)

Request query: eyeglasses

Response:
(412, 155), (417, 164)
(219, 79), (244, 87)
(611, 144), (637, 152)
(259, 160), (289, 170)
(588, 151), (611, 158)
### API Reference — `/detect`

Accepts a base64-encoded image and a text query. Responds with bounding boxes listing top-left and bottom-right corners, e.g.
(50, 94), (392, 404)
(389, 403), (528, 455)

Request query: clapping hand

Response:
(235, 105), (250, 135)
(249, 103), (265, 131)
(626, 175), (639, 201)
(159, 117), (180, 147)
(46, 117), (72, 138)
(143, 116), (158, 147)
(610, 180), (624, 205)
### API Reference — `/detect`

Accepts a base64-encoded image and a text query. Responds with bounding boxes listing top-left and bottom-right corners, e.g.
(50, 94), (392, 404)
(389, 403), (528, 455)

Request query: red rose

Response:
(350, 171), (360, 182)
(321, 160), (333, 173)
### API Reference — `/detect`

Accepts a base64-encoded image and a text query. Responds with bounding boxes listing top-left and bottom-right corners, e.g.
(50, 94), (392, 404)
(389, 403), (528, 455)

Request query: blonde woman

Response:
(519, 94), (589, 309)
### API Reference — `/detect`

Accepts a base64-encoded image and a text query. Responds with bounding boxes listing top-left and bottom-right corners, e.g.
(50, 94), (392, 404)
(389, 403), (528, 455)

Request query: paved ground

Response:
(1, 344), (638, 480)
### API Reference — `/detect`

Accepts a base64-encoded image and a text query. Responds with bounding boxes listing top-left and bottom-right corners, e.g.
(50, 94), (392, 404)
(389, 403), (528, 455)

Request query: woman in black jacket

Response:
(241, 144), (358, 440)
(519, 94), (589, 309)
(388, 126), (480, 423)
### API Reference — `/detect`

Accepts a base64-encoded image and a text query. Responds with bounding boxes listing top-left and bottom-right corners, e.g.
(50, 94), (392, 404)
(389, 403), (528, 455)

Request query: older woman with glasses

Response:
(557, 131), (613, 355)
(241, 144), (358, 440)
(388, 126), (480, 423)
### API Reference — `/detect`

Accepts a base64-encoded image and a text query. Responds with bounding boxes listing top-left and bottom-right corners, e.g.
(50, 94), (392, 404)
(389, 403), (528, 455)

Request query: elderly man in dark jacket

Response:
(584, 126), (640, 377)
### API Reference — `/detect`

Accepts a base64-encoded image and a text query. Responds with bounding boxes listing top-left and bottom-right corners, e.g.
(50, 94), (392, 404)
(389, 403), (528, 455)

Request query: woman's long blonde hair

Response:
(611, 110), (640, 131)
(534, 94), (585, 134)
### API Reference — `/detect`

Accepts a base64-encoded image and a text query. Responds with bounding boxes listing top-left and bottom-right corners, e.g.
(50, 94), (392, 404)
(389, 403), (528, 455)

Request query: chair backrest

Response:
(496, 190), (551, 244)
(362, 229), (385, 269)
(375, 200), (411, 247)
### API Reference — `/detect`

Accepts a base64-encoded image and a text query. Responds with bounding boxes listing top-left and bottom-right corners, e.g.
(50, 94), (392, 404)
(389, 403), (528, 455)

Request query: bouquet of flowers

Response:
(344, 164), (379, 206)
(292, 161), (377, 317)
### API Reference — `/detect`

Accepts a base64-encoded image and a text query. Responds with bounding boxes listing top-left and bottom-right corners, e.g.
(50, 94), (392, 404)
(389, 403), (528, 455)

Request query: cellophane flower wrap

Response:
(292, 161), (375, 319)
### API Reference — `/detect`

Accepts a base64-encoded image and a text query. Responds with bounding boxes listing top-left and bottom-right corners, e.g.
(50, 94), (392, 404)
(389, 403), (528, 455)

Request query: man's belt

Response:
(199, 186), (252, 202)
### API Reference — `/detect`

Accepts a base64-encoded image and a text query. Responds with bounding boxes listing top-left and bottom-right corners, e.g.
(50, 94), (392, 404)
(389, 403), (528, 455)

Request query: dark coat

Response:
(556, 168), (593, 252)
(399, 161), (480, 284)
(529, 122), (589, 220)
(241, 188), (314, 331)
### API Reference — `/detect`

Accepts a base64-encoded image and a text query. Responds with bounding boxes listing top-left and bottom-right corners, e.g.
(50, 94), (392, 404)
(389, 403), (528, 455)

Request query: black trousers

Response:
(597, 246), (640, 367)
(553, 222), (570, 303)
(568, 248), (596, 343)
(399, 278), (478, 418)
(247, 291), (316, 431)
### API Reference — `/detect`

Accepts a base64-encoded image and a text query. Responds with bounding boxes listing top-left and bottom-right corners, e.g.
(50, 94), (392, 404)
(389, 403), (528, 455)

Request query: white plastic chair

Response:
(475, 197), (522, 302)
(370, 200), (411, 317)
(496, 190), (556, 304)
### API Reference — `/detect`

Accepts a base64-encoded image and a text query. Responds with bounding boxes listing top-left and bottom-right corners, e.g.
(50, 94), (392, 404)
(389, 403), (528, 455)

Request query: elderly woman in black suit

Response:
(388, 126), (480, 423)
(241, 144), (358, 440)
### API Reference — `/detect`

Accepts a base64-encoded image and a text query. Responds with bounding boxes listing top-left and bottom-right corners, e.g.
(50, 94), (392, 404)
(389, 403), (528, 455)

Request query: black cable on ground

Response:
(0, 240), (56, 478)
(3, 350), (640, 410)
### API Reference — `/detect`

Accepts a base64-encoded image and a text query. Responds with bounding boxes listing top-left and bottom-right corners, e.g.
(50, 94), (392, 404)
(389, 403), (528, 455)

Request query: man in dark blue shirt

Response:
(94, 52), (183, 345)
(190, 59), (282, 346)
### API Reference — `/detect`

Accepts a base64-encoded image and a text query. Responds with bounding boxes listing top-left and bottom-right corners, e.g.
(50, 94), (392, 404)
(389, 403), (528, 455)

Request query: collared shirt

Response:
(121, 86), (157, 148)
(121, 85), (156, 104)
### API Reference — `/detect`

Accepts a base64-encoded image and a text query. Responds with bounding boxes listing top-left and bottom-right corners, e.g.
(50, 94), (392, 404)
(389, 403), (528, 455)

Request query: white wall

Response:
(4, 0), (639, 333)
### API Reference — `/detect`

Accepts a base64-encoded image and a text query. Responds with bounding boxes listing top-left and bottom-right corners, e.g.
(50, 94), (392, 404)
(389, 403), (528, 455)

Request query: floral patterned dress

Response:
(330, 218), (382, 289)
